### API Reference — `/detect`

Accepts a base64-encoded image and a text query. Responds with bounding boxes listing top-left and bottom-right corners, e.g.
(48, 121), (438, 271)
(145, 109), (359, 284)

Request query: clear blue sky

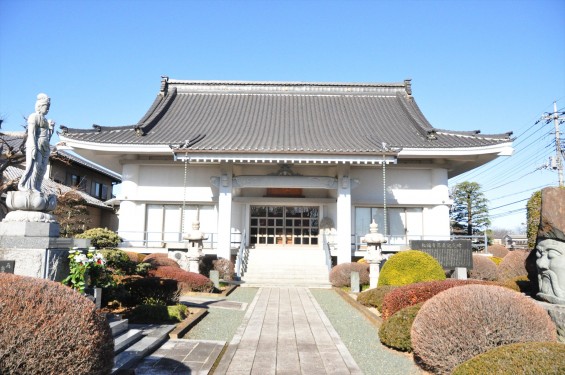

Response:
(1, 0), (564, 231)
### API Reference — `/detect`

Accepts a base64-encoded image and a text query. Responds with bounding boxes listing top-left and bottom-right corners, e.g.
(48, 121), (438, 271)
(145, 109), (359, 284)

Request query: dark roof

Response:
(51, 149), (121, 182)
(0, 131), (26, 156)
(60, 78), (512, 154)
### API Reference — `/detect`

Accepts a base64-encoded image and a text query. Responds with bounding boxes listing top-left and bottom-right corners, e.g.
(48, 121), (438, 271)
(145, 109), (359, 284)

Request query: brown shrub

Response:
(356, 285), (398, 311)
(411, 284), (557, 374)
(469, 254), (498, 281)
(124, 251), (141, 263)
(0, 274), (114, 374)
(488, 244), (509, 258)
(143, 253), (180, 268)
(329, 262), (370, 287)
(213, 257), (235, 281)
(497, 250), (529, 280)
(381, 279), (494, 319)
(150, 266), (214, 293)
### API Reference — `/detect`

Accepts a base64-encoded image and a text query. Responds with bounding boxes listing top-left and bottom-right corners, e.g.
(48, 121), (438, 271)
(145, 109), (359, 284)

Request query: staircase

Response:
(241, 246), (331, 288)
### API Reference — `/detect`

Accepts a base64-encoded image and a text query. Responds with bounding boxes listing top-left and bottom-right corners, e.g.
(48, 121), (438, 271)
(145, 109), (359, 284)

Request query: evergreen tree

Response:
(450, 181), (490, 235)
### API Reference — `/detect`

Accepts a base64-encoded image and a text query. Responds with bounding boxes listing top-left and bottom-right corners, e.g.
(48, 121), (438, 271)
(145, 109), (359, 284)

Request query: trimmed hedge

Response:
(469, 254), (498, 281)
(378, 250), (446, 287)
(122, 276), (180, 306)
(488, 244), (509, 258)
(452, 342), (565, 375)
(0, 274), (114, 374)
(329, 262), (370, 287)
(497, 250), (529, 280)
(381, 279), (494, 319)
(411, 284), (557, 374)
(150, 266), (215, 293)
(379, 303), (423, 352)
(356, 285), (398, 311)
(129, 304), (188, 323)
(76, 227), (121, 249)
(143, 253), (181, 268)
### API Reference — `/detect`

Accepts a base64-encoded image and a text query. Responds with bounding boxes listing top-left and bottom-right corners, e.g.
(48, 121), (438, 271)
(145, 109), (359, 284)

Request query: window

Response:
(354, 207), (423, 246)
(67, 173), (86, 190)
(92, 182), (108, 200)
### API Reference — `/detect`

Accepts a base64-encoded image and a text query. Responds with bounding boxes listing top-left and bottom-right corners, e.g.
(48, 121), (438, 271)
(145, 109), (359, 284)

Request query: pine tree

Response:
(450, 181), (490, 235)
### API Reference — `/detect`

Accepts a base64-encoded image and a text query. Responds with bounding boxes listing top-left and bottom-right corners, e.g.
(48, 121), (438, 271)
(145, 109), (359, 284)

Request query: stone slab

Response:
(0, 221), (60, 237)
(0, 247), (68, 280)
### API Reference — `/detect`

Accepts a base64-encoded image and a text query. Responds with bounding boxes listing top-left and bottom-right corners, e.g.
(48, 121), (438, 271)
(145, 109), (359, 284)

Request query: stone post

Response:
(362, 220), (386, 289)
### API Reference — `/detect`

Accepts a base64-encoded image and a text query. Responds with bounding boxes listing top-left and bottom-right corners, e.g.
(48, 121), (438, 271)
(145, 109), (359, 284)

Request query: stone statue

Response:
(18, 93), (54, 192)
(2, 93), (57, 221)
(536, 187), (565, 305)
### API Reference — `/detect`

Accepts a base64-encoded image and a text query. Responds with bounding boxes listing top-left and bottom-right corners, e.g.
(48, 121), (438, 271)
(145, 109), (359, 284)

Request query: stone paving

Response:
(133, 287), (362, 374)
(214, 287), (362, 374)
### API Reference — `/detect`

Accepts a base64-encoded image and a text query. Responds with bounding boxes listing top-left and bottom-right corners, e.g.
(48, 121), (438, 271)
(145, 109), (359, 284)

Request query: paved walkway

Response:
(214, 287), (362, 375)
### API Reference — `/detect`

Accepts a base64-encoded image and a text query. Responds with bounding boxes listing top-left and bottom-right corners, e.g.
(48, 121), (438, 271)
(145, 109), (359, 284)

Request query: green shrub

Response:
(497, 250), (529, 280)
(101, 248), (137, 275)
(122, 276), (180, 306)
(356, 285), (398, 311)
(381, 279), (496, 319)
(135, 262), (152, 276)
(527, 190), (542, 249)
(452, 342), (565, 375)
(498, 275), (532, 294)
(411, 284), (557, 374)
(469, 254), (498, 281)
(168, 304), (189, 322)
(329, 262), (370, 287)
(378, 250), (445, 287)
(379, 303), (423, 352)
(76, 227), (121, 249)
(0, 274), (114, 374)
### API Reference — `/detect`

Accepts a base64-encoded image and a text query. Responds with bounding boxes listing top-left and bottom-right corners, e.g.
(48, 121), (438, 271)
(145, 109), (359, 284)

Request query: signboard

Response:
(410, 240), (473, 269)
(0, 260), (15, 274)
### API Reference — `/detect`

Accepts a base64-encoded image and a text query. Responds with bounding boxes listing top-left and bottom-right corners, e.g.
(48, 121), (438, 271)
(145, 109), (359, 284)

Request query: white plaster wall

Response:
(423, 204), (451, 238)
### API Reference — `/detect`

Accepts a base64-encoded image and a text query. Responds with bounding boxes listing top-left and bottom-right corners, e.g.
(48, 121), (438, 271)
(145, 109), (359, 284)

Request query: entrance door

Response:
(249, 206), (319, 246)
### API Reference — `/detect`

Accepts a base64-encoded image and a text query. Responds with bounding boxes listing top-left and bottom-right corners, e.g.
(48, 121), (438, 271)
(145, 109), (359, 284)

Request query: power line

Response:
(489, 198), (529, 211)
(489, 184), (552, 202)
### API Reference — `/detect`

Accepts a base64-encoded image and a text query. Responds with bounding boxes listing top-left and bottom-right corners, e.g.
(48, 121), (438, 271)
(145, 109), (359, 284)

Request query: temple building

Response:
(59, 77), (513, 268)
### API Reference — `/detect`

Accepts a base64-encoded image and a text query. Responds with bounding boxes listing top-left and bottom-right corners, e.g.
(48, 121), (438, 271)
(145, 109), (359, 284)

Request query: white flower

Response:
(74, 253), (90, 265)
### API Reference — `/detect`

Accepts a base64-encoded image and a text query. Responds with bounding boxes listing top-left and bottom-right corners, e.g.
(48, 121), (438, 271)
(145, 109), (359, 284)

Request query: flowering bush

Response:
(63, 247), (109, 293)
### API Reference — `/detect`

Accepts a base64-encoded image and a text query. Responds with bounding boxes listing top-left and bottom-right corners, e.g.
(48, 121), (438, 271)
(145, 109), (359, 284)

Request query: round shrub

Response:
(0, 274), (114, 374)
(469, 254), (498, 281)
(122, 276), (180, 306)
(213, 257), (235, 281)
(356, 285), (398, 311)
(381, 279), (495, 319)
(378, 250), (445, 287)
(143, 253), (181, 268)
(497, 250), (529, 280)
(101, 248), (137, 275)
(488, 244), (509, 258)
(411, 284), (557, 374)
(452, 342), (565, 375)
(379, 303), (423, 352)
(76, 227), (121, 249)
(150, 266), (214, 293)
(329, 262), (370, 287)
(124, 251), (141, 264)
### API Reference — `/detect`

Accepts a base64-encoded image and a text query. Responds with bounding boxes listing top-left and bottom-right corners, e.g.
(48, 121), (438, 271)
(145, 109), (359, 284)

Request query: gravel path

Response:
(310, 288), (423, 375)
(185, 287), (258, 342)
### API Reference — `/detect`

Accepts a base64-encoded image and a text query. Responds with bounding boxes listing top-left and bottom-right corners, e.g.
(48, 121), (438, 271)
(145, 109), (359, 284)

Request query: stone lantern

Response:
(362, 220), (386, 289)
(169, 219), (207, 273)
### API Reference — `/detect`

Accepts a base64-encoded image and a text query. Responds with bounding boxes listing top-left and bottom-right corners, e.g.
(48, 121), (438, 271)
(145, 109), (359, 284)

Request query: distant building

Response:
(503, 234), (529, 250)
(59, 77), (514, 267)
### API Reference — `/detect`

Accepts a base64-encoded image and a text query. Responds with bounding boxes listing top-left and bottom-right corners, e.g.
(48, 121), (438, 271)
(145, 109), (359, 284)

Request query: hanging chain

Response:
(181, 155), (188, 235)
(382, 155), (387, 238)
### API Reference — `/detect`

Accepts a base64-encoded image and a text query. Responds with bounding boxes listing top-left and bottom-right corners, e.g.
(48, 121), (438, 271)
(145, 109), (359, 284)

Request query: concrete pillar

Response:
(337, 165), (352, 264)
(217, 163), (233, 260)
(117, 164), (144, 245)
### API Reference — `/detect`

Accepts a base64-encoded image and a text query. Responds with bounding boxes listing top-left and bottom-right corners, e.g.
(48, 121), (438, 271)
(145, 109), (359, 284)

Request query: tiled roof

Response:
(51, 149), (121, 182)
(2, 165), (112, 209)
(60, 78), (512, 153)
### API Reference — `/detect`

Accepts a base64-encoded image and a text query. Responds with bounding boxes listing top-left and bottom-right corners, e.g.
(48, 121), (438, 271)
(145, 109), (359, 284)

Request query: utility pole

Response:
(542, 102), (565, 187)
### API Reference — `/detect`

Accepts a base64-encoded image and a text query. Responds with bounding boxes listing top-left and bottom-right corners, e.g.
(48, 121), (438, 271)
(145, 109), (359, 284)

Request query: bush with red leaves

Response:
(150, 266), (214, 293)
(497, 250), (529, 280)
(469, 254), (498, 281)
(411, 284), (557, 374)
(143, 253), (180, 268)
(329, 262), (370, 287)
(488, 244), (509, 258)
(381, 279), (496, 319)
(0, 274), (114, 374)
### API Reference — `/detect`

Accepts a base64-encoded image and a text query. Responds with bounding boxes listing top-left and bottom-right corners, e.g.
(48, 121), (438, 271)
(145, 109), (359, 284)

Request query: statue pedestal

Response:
(0, 221), (60, 237)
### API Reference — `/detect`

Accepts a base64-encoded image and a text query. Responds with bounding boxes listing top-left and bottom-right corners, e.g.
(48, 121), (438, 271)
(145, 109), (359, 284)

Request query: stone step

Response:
(110, 319), (129, 337)
(114, 329), (143, 353)
(111, 324), (176, 374)
(242, 281), (332, 288)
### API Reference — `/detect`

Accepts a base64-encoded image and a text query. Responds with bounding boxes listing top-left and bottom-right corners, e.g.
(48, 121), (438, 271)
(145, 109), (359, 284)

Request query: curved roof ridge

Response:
(435, 128), (513, 139)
